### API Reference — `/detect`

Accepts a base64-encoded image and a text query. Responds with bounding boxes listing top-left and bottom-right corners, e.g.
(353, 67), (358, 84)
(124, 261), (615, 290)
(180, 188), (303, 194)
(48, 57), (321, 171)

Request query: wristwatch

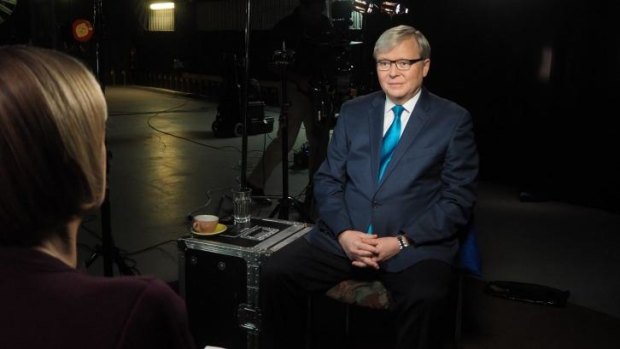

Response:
(396, 235), (410, 250)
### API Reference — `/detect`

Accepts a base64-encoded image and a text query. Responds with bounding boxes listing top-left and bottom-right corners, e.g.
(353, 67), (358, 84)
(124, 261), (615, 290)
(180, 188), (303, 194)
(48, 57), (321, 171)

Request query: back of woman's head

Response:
(0, 46), (107, 246)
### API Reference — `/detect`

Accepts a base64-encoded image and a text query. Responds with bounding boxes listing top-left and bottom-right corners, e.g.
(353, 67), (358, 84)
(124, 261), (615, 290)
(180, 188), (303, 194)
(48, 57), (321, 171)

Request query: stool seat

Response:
(313, 220), (480, 349)
(326, 279), (390, 310)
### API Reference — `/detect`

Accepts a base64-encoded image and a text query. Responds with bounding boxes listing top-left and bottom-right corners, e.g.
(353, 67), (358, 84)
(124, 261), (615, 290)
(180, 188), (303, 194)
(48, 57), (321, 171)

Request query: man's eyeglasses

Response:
(376, 58), (425, 71)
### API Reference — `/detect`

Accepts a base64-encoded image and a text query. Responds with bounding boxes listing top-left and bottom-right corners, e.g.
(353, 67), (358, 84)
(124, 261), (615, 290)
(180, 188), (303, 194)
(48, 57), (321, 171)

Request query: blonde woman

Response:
(0, 46), (196, 349)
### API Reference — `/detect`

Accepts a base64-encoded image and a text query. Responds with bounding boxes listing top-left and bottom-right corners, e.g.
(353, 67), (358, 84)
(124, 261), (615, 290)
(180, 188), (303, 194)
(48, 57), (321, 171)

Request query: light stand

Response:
(238, 1), (311, 223)
(238, 0), (251, 192)
(84, 0), (133, 276)
(268, 45), (313, 223)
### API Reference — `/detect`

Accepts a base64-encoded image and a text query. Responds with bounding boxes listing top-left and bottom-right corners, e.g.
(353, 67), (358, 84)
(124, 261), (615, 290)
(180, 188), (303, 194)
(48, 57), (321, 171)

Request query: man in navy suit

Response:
(262, 25), (479, 349)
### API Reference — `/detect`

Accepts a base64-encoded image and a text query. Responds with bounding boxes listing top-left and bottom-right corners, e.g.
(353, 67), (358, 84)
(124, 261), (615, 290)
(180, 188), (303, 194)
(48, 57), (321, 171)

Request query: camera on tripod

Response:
(212, 53), (275, 138)
(331, 0), (355, 32)
(272, 44), (295, 68)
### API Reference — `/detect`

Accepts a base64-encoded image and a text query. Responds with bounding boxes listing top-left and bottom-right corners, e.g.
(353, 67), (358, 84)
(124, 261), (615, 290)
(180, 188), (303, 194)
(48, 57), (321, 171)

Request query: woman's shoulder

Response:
(83, 275), (194, 345)
(81, 273), (181, 303)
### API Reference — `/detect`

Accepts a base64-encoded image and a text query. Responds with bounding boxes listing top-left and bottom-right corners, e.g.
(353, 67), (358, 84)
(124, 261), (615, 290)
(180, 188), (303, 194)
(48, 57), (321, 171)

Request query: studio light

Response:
(353, 0), (378, 14)
(353, 0), (409, 15)
(380, 1), (409, 15)
(149, 2), (174, 11)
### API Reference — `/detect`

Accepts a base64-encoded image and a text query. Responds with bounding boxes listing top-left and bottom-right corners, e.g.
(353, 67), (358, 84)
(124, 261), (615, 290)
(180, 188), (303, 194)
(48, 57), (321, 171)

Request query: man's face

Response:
(376, 37), (430, 104)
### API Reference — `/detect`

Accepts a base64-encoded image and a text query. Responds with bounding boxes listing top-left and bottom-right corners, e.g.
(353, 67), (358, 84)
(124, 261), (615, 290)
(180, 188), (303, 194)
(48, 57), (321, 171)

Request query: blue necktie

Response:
(378, 105), (404, 181)
(368, 105), (404, 234)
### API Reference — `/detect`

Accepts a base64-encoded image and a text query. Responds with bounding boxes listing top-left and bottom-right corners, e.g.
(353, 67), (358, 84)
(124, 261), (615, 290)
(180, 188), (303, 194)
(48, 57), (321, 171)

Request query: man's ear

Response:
(422, 59), (431, 78)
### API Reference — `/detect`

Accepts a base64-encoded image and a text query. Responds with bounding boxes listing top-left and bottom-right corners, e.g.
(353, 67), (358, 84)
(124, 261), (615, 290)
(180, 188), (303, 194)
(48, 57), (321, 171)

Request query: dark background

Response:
(1, 0), (618, 212)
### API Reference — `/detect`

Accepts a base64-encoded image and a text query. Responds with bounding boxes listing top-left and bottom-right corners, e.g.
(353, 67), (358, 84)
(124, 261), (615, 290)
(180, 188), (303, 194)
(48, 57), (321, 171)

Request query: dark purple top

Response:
(0, 247), (197, 349)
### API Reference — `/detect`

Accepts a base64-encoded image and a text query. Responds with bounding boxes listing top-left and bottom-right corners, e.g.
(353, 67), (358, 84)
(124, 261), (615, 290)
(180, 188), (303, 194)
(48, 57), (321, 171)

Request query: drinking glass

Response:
(232, 187), (252, 225)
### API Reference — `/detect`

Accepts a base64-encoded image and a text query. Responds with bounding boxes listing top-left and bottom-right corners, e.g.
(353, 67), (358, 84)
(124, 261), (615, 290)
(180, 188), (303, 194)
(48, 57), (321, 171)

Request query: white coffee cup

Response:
(192, 214), (219, 233)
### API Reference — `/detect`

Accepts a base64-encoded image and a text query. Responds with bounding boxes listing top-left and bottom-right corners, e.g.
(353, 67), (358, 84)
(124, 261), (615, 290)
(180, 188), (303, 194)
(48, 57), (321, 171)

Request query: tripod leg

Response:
(113, 248), (134, 276)
(289, 197), (314, 224)
(269, 202), (282, 219)
(100, 150), (134, 276)
(100, 189), (114, 276)
(85, 246), (101, 268)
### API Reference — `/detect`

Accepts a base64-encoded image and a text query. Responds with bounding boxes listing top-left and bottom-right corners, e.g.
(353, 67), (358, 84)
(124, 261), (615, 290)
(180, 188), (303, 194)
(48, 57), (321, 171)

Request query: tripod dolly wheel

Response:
(212, 119), (224, 137)
(234, 122), (244, 137)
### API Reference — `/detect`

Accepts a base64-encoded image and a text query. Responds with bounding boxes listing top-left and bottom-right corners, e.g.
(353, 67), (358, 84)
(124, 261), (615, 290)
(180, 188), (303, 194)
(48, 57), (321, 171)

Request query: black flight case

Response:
(177, 217), (311, 349)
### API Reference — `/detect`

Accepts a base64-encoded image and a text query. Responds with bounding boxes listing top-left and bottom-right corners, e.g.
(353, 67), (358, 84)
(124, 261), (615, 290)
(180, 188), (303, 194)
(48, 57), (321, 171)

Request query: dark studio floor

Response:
(77, 86), (620, 349)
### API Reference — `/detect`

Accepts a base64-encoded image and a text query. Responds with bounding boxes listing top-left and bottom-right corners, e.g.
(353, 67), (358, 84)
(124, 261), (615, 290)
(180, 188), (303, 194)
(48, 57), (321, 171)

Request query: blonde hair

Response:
(0, 46), (107, 245)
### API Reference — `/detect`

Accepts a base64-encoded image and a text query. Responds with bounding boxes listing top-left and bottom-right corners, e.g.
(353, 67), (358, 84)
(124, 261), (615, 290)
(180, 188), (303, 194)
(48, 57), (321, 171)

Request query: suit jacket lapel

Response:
(369, 93), (385, 186)
(378, 89), (432, 187)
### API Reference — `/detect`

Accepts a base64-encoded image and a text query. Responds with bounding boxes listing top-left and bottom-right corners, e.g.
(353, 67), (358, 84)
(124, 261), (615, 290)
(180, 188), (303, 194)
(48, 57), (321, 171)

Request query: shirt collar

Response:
(384, 90), (421, 115)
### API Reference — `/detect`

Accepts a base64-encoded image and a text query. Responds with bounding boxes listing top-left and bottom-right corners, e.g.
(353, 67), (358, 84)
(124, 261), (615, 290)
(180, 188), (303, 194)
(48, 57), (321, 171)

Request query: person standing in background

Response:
(247, 0), (333, 214)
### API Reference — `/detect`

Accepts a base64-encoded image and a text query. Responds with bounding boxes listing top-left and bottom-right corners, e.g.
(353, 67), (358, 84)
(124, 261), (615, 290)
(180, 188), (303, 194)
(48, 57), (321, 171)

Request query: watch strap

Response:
(397, 235), (409, 249)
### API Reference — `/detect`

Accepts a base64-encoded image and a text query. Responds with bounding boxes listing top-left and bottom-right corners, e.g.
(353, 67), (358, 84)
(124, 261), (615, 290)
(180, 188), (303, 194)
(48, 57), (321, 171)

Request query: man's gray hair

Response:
(373, 25), (431, 59)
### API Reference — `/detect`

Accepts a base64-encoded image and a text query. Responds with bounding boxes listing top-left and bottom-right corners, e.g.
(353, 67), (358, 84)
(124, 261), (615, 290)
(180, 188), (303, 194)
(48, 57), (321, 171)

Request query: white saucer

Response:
(191, 223), (227, 236)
